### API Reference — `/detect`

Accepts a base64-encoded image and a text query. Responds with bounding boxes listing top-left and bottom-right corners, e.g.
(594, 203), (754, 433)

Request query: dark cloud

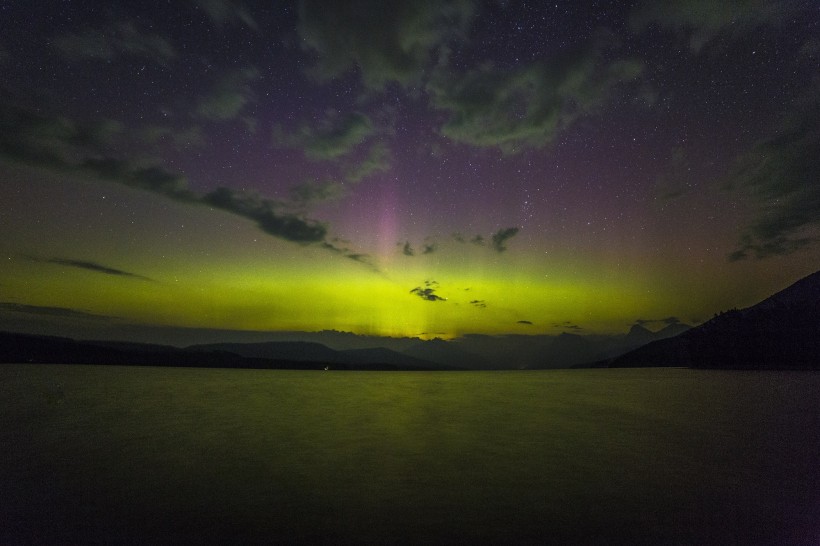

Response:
(410, 280), (446, 302)
(491, 227), (520, 252)
(0, 103), (194, 201)
(346, 253), (369, 263)
(470, 300), (486, 308)
(554, 321), (582, 331)
(726, 83), (820, 260)
(50, 258), (143, 278)
(399, 239), (436, 256)
(28, 256), (154, 281)
(451, 230), (521, 251)
(0, 104), (118, 172)
(728, 235), (814, 262)
(0, 102), (338, 249)
(297, 0), (475, 90)
(517, 320), (533, 325)
(320, 242), (381, 274)
(196, 67), (259, 122)
(459, 229), (524, 252)
(80, 158), (195, 201)
(204, 187), (327, 244)
(428, 35), (643, 153)
(0, 302), (118, 321)
(275, 111), (374, 161)
(53, 21), (176, 66)
(410, 288), (446, 302)
(195, 0), (258, 31)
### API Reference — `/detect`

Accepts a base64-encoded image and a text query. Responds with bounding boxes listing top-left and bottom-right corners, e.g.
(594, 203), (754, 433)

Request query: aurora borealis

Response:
(1, 1), (818, 344)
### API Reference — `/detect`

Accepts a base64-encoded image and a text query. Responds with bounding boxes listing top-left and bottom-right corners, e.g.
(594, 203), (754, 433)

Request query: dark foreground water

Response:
(1, 366), (818, 545)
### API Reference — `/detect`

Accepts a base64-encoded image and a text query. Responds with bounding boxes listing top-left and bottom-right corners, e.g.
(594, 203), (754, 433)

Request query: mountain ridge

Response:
(609, 270), (820, 369)
(0, 331), (442, 371)
(6, 270), (817, 371)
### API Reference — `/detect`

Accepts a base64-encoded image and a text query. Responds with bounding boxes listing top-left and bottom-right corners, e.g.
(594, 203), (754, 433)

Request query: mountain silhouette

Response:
(0, 332), (447, 370)
(339, 347), (451, 370)
(547, 324), (693, 369)
(655, 322), (691, 338)
(609, 270), (820, 369)
(188, 341), (341, 362)
(188, 341), (442, 370)
(402, 338), (492, 369)
(0, 331), (334, 369)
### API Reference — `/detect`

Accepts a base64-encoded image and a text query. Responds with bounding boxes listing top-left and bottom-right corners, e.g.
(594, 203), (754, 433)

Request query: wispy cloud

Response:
(53, 21), (176, 66)
(27, 256), (155, 281)
(140, 124), (206, 151)
(0, 102), (348, 251)
(320, 241), (382, 273)
(81, 158), (195, 201)
(405, 229), (519, 256)
(428, 33), (643, 153)
(288, 179), (347, 207)
(629, 0), (799, 52)
(0, 302), (118, 321)
(344, 142), (391, 183)
(726, 81), (820, 260)
(296, 0), (475, 90)
(196, 67), (259, 122)
(285, 141), (391, 209)
(274, 111), (374, 160)
(204, 187), (327, 243)
(195, 0), (258, 31)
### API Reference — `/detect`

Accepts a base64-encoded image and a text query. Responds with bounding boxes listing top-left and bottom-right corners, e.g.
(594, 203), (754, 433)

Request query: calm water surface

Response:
(1, 365), (818, 545)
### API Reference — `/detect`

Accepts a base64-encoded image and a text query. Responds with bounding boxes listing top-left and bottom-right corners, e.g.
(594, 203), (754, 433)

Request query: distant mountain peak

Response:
(656, 322), (691, 338)
(627, 323), (652, 335)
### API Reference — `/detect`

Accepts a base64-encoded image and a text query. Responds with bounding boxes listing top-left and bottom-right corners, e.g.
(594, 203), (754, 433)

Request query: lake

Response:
(1, 365), (818, 545)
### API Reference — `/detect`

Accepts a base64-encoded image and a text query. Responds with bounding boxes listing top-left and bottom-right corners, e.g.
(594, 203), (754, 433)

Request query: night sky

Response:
(1, 1), (818, 343)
